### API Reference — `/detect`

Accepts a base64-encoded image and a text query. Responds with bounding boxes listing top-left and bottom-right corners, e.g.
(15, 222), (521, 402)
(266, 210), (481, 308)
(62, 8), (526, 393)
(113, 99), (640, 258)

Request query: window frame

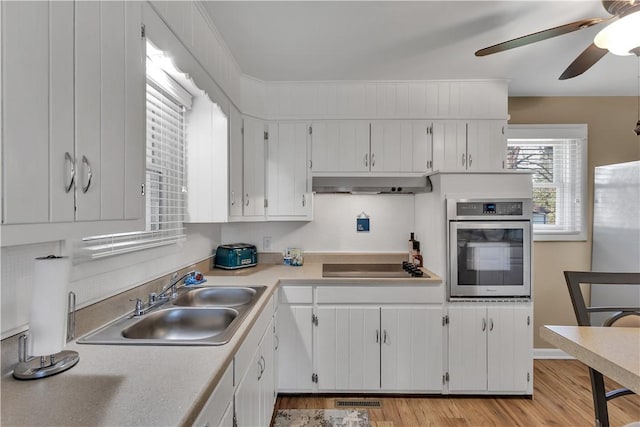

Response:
(506, 124), (588, 242)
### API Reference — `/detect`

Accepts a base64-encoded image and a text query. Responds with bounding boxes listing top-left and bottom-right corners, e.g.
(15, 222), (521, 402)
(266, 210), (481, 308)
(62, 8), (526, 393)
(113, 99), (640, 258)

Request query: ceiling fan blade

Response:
(559, 43), (608, 80)
(475, 18), (606, 56)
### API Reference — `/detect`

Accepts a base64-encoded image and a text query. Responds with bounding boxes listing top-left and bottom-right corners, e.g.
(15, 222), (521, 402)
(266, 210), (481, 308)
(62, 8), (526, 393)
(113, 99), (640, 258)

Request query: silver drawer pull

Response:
(81, 155), (92, 193)
(64, 152), (75, 193)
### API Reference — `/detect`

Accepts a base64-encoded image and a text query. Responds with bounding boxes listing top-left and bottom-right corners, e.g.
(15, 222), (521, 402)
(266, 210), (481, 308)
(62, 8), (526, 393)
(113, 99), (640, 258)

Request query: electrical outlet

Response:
(263, 236), (272, 251)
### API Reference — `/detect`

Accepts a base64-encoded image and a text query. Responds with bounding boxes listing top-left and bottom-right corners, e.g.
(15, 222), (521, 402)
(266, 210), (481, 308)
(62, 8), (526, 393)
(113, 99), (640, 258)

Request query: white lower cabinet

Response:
(193, 362), (234, 427)
(447, 302), (533, 394)
(380, 307), (444, 391)
(277, 287), (314, 392)
(315, 306), (443, 392)
(316, 306), (381, 391)
(235, 295), (276, 427)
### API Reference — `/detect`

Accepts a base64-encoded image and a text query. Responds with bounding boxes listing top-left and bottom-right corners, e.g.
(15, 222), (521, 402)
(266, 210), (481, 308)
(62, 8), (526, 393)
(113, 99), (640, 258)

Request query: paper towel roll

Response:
(29, 256), (71, 356)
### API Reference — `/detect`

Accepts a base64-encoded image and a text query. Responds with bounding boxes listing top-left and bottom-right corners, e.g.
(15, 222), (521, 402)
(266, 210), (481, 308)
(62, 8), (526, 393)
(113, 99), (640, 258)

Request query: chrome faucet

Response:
(158, 271), (196, 300)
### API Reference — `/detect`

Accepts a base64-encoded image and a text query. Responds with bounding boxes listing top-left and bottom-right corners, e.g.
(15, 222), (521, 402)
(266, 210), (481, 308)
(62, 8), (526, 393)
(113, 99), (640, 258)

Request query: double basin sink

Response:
(78, 286), (266, 346)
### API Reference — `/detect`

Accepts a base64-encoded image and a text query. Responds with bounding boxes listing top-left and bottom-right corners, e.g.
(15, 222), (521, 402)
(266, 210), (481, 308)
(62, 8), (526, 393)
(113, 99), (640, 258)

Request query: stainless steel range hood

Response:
(312, 176), (432, 194)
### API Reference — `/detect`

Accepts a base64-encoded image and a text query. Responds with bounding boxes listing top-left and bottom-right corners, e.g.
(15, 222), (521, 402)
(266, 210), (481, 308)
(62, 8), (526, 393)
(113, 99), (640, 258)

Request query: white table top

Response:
(540, 325), (640, 394)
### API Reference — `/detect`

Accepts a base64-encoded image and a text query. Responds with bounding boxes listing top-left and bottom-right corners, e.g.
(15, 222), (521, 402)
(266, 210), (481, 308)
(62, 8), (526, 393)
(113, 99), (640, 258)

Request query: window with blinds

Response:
(77, 43), (192, 260)
(146, 82), (187, 239)
(507, 125), (587, 241)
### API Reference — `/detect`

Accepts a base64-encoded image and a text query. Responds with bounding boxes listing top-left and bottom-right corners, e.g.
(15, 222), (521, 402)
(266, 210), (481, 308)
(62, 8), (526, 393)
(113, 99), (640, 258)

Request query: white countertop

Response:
(1, 263), (441, 427)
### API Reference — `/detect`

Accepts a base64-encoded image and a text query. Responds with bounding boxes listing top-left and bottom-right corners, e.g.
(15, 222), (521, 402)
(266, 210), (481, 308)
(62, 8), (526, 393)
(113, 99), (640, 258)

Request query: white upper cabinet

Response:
(242, 117), (266, 219)
(370, 120), (433, 173)
(186, 96), (229, 223)
(228, 105), (244, 219)
(266, 122), (312, 220)
(310, 121), (369, 173)
(311, 120), (433, 175)
(1, 1), (145, 245)
(433, 120), (507, 172)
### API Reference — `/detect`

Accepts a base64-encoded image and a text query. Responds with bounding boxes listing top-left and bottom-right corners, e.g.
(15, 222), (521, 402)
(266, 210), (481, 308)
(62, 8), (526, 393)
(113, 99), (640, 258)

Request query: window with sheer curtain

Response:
(506, 124), (587, 241)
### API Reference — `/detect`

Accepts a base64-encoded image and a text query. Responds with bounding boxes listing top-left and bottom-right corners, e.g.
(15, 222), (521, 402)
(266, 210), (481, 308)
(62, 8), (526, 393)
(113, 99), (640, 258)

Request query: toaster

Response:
(214, 244), (257, 269)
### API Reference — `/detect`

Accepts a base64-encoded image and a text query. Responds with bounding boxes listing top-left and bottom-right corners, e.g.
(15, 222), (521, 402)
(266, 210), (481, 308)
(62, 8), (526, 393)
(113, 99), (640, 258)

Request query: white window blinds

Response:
(507, 125), (587, 241)
(146, 81), (187, 238)
(77, 48), (192, 260)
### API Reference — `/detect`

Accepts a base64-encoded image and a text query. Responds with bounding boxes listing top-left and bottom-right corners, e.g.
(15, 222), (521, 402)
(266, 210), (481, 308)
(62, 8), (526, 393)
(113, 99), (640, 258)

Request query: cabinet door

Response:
(487, 304), (532, 392)
(370, 121), (402, 172)
(381, 306), (443, 391)
(266, 122), (311, 218)
(432, 120), (467, 172)
(228, 105), (244, 218)
(1, 1), (74, 224)
(316, 306), (380, 391)
(235, 346), (261, 427)
(242, 117), (266, 218)
(218, 401), (234, 427)
(466, 120), (507, 171)
(258, 317), (275, 427)
(123, 1), (145, 221)
(412, 121), (433, 173)
(277, 305), (313, 391)
(448, 304), (488, 392)
(311, 121), (369, 173)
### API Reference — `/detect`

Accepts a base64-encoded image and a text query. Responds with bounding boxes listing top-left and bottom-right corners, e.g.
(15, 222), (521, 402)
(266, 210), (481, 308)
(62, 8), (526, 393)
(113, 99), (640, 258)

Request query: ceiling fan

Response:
(475, 0), (640, 80)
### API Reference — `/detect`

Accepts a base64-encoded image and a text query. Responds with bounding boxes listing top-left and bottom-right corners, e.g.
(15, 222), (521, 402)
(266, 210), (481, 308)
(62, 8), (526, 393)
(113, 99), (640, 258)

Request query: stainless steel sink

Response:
(173, 287), (257, 307)
(78, 285), (267, 346)
(121, 307), (237, 340)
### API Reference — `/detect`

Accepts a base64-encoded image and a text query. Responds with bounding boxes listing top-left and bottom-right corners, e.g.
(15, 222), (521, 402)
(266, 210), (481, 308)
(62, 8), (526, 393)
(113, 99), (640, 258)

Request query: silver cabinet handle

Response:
(376, 329), (379, 343)
(482, 318), (487, 332)
(275, 334), (279, 351)
(245, 194), (249, 206)
(81, 155), (92, 193)
(364, 153), (368, 167)
(257, 356), (264, 380)
(64, 152), (75, 193)
(231, 190), (235, 206)
(383, 329), (388, 344)
(468, 154), (473, 167)
(489, 318), (494, 331)
(461, 153), (466, 167)
(371, 153), (376, 167)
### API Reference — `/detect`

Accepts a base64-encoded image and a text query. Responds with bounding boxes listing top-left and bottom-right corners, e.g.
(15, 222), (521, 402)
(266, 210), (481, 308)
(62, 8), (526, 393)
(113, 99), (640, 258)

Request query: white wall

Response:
(222, 194), (414, 253)
(0, 224), (220, 338)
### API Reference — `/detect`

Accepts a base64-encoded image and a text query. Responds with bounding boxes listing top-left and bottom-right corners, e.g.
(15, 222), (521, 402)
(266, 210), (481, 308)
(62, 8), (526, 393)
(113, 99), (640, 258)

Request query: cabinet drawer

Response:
(193, 362), (233, 427)
(235, 294), (274, 382)
(316, 286), (443, 304)
(279, 286), (313, 304)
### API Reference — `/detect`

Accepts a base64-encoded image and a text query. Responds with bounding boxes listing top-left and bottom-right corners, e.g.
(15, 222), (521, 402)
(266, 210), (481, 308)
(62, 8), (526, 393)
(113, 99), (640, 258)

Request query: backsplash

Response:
(221, 194), (415, 253)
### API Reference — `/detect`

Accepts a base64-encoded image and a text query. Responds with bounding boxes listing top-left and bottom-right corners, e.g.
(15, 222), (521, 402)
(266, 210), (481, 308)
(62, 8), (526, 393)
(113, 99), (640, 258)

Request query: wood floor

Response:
(274, 360), (640, 426)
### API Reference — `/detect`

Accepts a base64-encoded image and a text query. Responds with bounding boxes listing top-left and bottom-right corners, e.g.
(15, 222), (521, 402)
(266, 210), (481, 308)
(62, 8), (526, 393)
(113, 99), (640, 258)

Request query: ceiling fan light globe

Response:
(594, 10), (640, 55)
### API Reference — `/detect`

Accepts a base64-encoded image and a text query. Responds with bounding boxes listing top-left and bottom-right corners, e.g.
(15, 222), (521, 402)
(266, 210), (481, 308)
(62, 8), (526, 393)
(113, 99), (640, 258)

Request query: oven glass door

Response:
(449, 221), (531, 298)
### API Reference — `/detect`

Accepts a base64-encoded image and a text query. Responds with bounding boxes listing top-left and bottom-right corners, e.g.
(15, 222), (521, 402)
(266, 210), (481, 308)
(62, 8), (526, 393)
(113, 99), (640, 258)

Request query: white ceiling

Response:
(201, 1), (640, 96)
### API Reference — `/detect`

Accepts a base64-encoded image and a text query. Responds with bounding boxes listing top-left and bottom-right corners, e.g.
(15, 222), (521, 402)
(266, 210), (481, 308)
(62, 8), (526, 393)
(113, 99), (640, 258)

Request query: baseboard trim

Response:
(534, 348), (574, 359)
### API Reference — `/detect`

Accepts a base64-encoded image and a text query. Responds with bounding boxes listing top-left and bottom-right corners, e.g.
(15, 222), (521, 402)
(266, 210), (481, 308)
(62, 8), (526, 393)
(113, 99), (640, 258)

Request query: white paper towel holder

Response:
(13, 334), (79, 380)
(13, 258), (80, 380)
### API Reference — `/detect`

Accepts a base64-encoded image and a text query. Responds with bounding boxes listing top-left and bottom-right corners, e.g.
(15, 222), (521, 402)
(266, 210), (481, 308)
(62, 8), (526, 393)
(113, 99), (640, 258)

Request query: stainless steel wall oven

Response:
(448, 199), (532, 299)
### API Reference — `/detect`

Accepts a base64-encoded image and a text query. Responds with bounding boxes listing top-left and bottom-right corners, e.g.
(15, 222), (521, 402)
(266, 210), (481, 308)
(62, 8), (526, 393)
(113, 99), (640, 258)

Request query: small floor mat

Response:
(273, 409), (370, 427)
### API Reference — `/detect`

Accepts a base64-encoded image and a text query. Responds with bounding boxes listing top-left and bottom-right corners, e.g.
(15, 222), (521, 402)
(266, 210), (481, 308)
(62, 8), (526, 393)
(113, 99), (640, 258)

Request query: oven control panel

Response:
(456, 201), (524, 216)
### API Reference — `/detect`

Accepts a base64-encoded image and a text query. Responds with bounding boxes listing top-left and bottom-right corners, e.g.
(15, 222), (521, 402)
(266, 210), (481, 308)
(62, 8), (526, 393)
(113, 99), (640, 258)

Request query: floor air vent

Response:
(334, 400), (382, 408)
